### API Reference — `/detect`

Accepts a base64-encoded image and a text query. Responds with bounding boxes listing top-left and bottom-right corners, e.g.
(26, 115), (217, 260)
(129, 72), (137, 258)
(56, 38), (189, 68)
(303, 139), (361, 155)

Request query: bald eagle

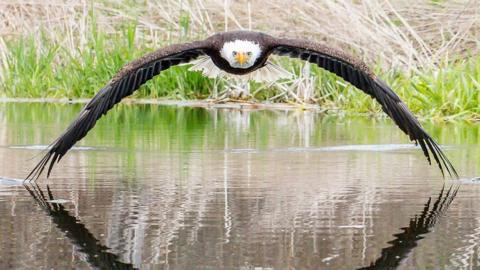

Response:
(26, 31), (457, 181)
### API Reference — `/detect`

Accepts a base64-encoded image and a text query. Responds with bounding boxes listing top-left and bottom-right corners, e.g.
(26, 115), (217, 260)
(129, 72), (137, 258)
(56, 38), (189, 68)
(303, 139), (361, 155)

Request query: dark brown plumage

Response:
(26, 30), (457, 181)
(359, 185), (458, 269)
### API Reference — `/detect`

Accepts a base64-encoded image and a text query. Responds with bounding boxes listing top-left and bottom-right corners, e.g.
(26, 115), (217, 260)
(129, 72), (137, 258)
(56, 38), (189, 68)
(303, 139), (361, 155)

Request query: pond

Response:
(0, 103), (479, 269)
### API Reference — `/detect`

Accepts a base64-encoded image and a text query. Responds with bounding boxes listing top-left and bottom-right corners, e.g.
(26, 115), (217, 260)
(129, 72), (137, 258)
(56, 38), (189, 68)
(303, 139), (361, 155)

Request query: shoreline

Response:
(0, 97), (324, 111)
(1, 97), (469, 121)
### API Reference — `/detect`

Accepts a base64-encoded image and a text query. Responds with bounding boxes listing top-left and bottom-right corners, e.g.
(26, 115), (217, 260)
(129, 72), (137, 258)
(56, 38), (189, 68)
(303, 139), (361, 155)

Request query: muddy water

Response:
(0, 103), (479, 269)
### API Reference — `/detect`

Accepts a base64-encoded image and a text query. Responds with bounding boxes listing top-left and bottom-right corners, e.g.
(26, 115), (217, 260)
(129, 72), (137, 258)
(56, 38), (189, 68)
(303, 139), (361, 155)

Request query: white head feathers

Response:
(189, 38), (292, 82)
(220, 40), (261, 69)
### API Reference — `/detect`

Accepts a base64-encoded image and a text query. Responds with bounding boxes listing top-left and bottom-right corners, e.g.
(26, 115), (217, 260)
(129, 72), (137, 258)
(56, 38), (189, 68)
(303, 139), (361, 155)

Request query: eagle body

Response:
(204, 31), (273, 75)
(26, 31), (458, 181)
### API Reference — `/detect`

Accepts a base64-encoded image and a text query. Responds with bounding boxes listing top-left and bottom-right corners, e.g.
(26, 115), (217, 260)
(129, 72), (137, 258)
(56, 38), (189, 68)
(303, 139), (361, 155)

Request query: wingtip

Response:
(425, 136), (459, 180)
(25, 150), (55, 183)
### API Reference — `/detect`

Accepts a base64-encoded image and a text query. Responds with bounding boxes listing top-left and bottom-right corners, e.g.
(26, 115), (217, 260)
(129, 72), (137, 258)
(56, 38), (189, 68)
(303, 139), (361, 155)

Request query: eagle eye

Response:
(247, 52), (252, 56)
(232, 51), (237, 56)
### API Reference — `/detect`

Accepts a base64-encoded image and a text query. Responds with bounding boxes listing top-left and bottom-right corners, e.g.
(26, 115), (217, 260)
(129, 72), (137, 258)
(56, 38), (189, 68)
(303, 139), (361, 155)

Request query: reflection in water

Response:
(1, 104), (480, 269)
(25, 184), (136, 270)
(23, 182), (459, 270)
(359, 185), (459, 270)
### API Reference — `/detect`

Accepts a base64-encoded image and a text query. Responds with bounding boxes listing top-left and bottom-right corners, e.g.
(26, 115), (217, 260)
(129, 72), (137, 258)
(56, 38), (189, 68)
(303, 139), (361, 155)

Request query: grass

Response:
(0, 0), (479, 120)
(0, 26), (215, 100)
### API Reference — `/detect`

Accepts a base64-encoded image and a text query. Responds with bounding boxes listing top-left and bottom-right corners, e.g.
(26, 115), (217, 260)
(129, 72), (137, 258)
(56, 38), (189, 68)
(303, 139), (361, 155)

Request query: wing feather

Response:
(26, 41), (210, 181)
(270, 38), (457, 178)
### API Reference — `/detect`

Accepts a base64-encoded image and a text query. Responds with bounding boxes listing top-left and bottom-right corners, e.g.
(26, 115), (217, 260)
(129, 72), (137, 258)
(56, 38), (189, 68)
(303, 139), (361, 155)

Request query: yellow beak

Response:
(235, 52), (249, 65)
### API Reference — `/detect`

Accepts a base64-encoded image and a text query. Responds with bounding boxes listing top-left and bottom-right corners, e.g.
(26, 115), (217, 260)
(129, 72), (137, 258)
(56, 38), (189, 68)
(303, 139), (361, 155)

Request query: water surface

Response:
(0, 103), (479, 269)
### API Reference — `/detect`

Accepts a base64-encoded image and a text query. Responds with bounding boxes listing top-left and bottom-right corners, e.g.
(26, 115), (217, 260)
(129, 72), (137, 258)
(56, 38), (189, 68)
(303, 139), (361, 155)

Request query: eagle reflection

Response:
(25, 184), (136, 270)
(359, 185), (459, 270)
(24, 183), (458, 270)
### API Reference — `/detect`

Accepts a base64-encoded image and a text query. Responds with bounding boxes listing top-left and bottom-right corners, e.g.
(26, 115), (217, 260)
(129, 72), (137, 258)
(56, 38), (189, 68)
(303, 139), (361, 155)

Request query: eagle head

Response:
(220, 40), (261, 69)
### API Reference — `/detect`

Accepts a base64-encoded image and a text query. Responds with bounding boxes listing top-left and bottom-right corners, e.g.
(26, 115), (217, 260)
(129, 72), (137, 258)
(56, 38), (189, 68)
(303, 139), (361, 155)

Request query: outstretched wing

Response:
(27, 40), (211, 181)
(270, 38), (457, 178)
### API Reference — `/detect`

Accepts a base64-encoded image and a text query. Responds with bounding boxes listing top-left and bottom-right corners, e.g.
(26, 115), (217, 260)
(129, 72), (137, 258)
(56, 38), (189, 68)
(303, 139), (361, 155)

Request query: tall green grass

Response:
(310, 57), (480, 121)
(0, 24), (216, 100)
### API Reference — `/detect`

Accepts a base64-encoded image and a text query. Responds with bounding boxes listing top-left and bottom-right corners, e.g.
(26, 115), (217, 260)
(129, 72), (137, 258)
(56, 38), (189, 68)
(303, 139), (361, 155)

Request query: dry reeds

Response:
(1, 0), (478, 69)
